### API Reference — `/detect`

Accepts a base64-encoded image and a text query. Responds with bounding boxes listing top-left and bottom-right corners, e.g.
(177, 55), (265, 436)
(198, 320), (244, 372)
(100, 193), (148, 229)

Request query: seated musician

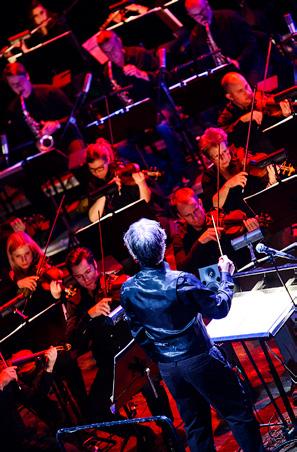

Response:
(86, 138), (151, 223)
(96, 30), (188, 191)
(218, 72), (292, 154)
(2, 62), (85, 163)
(170, 187), (231, 273)
(0, 346), (66, 451)
(50, 246), (174, 427)
(200, 127), (277, 214)
(6, 231), (87, 417)
(26, 0), (70, 48)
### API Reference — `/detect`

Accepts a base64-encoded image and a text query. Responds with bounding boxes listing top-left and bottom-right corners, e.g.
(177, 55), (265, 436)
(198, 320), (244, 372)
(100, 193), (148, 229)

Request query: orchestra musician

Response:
(96, 30), (189, 192)
(218, 72), (292, 154)
(2, 61), (85, 162)
(26, 0), (70, 48)
(199, 127), (277, 214)
(0, 346), (67, 452)
(169, 187), (236, 273)
(86, 138), (151, 223)
(5, 231), (88, 418)
(50, 246), (174, 431)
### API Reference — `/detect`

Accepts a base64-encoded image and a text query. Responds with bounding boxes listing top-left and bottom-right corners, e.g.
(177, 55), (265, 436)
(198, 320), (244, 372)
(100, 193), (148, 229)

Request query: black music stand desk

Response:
(244, 174), (297, 233)
(207, 287), (297, 428)
(111, 339), (159, 413)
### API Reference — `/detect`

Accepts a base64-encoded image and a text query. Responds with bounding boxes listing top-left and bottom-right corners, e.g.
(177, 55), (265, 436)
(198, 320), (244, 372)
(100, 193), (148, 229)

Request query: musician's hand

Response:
(225, 172), (248, 189)
(88, 298), (111, 319)
(44, 346), (57, 373)
(280, 99), (292, 117)
(218, 255), (235, 275)
(132, 171), (146, 185)
(198, 227), (223, 244)
(50, 280), (63, 300)
(0, 367), (18, 390)
(227, 57), (240, 69)
(243, 217), (259, 232)
(240, 111), (263, 125)
(266, 164), (279, 186)
(17, 276), (39, 292)
(114, 175), (122, 192)
(40, 120), (60, 136)
(123, 64), (149, 81)
(10, 218), (26, 232)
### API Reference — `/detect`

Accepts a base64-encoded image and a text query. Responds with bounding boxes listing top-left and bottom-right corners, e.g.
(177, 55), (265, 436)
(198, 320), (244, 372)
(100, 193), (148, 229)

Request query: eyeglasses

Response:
(211, 149), (229, 161)
(89, 164), (107, 174)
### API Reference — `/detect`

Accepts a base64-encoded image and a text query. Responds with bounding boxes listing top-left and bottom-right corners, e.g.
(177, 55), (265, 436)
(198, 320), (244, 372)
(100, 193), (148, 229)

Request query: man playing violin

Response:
(50, 246), (173, 428)
(85, 138), (151, 223)
(218, 72), (292, 154)
(170, 187), (236, 273)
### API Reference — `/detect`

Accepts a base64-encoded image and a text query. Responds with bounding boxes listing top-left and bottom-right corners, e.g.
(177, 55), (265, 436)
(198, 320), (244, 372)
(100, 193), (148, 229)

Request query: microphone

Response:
(82, 73), (93, 95)
(284, 13), (297, 34)
(255, 243), (297, 261)
(1, 134), (9, 166)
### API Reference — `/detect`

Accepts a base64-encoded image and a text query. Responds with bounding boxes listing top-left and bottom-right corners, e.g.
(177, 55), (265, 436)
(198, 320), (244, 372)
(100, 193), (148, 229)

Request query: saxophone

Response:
(20, 95), (54, 152)
(107, 60), (134, 106)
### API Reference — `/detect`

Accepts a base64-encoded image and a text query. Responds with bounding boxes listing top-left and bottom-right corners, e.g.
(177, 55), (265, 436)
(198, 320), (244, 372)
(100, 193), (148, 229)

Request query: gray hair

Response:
(124, 218), (167, 266)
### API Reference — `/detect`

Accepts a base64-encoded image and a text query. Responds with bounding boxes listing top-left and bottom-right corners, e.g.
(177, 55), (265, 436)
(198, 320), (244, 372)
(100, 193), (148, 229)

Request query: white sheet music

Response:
(206, 287), (296, 341)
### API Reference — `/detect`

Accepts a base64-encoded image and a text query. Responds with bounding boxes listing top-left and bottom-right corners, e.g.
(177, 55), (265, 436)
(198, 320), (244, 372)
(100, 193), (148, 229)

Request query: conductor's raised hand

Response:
(218, 255), (235, 275)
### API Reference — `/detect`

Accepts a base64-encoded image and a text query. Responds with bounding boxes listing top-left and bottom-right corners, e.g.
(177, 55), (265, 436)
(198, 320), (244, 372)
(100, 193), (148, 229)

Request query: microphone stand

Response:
(60, 73), (92, 141)
(269, 254), (297, 308)
(157, 66), (205, 168)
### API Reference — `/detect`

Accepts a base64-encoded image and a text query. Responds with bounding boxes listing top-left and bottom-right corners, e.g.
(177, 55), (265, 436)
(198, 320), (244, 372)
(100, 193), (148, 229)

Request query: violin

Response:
(100, 272), (129, 301)
(230, 146), (268, 178)
(206, 209), (272, 238)
(38, 266), (77, 298)
(113, 162), (163, 186)
(206, 209), (247, 237)
(1, 344), (71, 375)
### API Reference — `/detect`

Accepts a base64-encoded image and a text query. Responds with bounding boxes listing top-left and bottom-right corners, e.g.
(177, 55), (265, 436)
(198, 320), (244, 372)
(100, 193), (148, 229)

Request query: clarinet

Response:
(205, 23), (228, 67)
(107, 60), (134, 106)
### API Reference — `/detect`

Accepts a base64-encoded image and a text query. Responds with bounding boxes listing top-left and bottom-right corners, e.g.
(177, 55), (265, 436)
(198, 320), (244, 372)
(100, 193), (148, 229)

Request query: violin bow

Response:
(210, 214), (223, 257)
(243, 86), (257, 176)
(97, 209), (108, 297)
(36, 194), (66, 278)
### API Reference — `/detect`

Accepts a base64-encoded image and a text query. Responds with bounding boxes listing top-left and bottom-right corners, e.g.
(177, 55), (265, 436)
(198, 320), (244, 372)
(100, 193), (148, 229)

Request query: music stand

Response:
(107, 7), (183, 49)
(111, 339), (159, 413)
(244, 175), (297, 233)
(19, 32), (88, 83)
(75, 199), (156, 262)
(86, 98), (158, 143)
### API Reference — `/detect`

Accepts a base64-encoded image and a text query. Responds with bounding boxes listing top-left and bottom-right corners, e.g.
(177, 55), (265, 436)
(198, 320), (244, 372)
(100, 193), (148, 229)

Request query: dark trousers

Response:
(159, 346), (264, 452)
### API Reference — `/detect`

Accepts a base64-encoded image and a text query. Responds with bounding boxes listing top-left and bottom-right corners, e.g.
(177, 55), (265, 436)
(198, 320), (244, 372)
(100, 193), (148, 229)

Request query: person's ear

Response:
(225, 92), (232, 102)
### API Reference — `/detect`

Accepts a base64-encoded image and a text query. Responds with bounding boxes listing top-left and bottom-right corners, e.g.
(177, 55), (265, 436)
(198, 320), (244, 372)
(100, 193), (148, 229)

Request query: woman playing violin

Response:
(86, 138), (151, 223)
(5, 231), (88, 417)
(200, 127), (277, 224)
